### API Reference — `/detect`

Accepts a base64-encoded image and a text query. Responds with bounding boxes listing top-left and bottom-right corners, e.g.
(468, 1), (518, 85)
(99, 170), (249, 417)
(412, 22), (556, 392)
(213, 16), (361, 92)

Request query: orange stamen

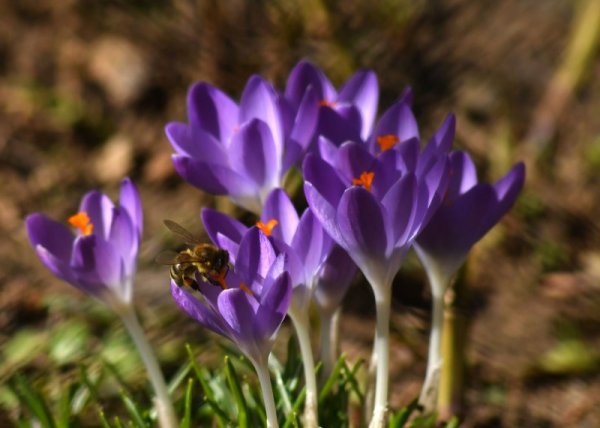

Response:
(214, 271), (229, 290)
(377, 134), (400, 152)
(256, 219), (279, 236)
(319, 99), (336, 108)
(68, 211), (94, 236)
(239, 282), (254, 296)
(352, 171), (375, 192)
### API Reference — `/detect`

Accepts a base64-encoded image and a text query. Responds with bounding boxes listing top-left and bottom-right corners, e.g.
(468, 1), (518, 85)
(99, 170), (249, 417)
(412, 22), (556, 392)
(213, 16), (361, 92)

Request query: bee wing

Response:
(155, 250), (181, 265)
(163, 219), (200, 244)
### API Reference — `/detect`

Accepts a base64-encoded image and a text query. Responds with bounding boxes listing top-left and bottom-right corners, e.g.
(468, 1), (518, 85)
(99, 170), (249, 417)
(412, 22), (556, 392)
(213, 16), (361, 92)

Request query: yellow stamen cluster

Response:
(256, 219), (279, 236)
(352, 171), (375, 192)
(377, 134), (400, 152)
(68, 211), (94, 236)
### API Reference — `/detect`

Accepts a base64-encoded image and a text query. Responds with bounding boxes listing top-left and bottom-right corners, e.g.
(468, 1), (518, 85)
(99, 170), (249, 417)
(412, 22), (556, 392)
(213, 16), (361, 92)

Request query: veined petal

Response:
(217, 288), (259, 349)
(71, 235), (124, 299)
(170, 282), (228, 337)
(188, 82), (239, 143)
(255, 272), (292, 340)
(26, 214), (74, 262)
(289, 85), (319, 152)
(172, 155), (254, 196)
(303, 154), (347, 208)
(201, 208), (247, 247)
(119, 178), (143, 239)
(80, 191), (115, 240)
(229, 119), (278, 189)
(165, 122), (227, 165)
(292, 210), (331, 278)
(262, 189), (299, 244)
(418, 114), (455, 176)
(381, 173), (418, 247)
(108, 207), (137, 275)
(235, 227), (276, 284)
(285, 60), (336, 108)
(447, 151), (478, 200)
(337, 187), (388, 261)
(338, 70), (379, 139)
(240, 76), (284, 153)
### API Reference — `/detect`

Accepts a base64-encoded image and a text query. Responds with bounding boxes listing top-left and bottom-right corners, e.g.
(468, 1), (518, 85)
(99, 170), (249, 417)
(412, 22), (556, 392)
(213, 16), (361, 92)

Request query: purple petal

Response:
(484, 162), (525, 230)
(337, 187), (388, 260)
(34, 245), (76, 285)
(79, 191), (114, 240)
(446, 151), (478, 200)
(291, 210), (331, 278)
(338, 70), (379, 139)
(188, 82), (239, 143)
(165, 122), (227, 165)
(26, 214), (74, 262)
(171, 282), (228, 337)
(317, 106), (362, 146)
(381, 173), (418, 247)
(71, 235), (124, 295)
(235, 227), (276, 284)
(172, 155), (254, 196)
(285, 61), (336, 108)
(418, 114), (455, 175)
(239, 76), (284, 153)
(108, 207), (137, 276)
(228, 119), (278, 188)
(201, 208), (247, 247)
(119, 178), (143, 239)
(217, 288), (259, 348)
(255, 272), (291, 339)
(314, 245), (357, 312)
(302, 154), (347, 207)
(289, 85), (319, 152)
(261, 189), (299, 244)
(369, 99), (419, 154)
(336, 141), (376, 184)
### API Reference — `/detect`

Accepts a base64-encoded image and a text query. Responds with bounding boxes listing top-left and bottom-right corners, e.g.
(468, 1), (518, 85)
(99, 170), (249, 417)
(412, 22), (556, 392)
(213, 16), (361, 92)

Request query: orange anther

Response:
(319, 99), (336, 108)
(256, 219), (279, 236)
(68, 211), (94, 236)
(377, 134), (400, 152)
(352, 171), (375, 192)
(239, 282), (254, 296)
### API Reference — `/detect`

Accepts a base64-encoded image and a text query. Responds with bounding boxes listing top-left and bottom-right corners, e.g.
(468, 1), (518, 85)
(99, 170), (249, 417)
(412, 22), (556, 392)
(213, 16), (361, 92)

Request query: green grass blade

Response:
(11, 375), (56, 428)
(119, 389), (148, 428)
(224, 356), (248, 428)
(179, 378), (194, 428)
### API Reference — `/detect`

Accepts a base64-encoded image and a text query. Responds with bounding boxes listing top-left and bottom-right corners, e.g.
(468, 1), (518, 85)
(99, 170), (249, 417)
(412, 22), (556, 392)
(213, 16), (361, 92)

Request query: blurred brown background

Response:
(1, 0), (600, 426)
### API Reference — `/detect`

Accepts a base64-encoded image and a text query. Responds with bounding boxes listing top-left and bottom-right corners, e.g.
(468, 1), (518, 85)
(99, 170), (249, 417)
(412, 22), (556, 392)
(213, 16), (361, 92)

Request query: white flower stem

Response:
(418, 257), (450, 413)
(318, 308), (341, 382)
(368, 282), (392, 428)
(289, 311), (319, 428)
(118, 306), (177, 428)
(253, 356), (279, 428)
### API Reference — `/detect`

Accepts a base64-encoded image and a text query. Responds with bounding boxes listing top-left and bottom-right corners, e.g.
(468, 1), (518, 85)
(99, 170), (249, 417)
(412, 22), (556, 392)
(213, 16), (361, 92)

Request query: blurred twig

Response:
(524, 0), (600, 169)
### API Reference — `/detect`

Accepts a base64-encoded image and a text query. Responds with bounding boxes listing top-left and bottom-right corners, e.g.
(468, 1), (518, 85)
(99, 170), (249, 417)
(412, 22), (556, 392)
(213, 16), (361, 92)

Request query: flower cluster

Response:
(26, 61), (525, 428)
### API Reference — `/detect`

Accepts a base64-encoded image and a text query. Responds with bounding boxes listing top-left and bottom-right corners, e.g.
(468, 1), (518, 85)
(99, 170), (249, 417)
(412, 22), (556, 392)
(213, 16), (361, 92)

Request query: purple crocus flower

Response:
(414, 152), (525, 413)
(166, 75), (318, 215)
(26, 178), (143, 306)
(285, 60), (379, 146)
(303, 114), (453, 290)
(171, 226), (291, 364)
(415, 151), (526, 279)
(303, 115), (452, 427)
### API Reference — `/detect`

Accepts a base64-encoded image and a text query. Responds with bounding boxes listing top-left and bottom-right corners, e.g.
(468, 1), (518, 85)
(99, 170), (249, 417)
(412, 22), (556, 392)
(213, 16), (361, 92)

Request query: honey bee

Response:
(156, 220), (230, 291)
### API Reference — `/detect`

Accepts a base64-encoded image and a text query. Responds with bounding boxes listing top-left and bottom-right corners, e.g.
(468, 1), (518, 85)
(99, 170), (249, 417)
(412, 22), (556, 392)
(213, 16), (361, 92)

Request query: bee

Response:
(156, 220), (230, 291)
